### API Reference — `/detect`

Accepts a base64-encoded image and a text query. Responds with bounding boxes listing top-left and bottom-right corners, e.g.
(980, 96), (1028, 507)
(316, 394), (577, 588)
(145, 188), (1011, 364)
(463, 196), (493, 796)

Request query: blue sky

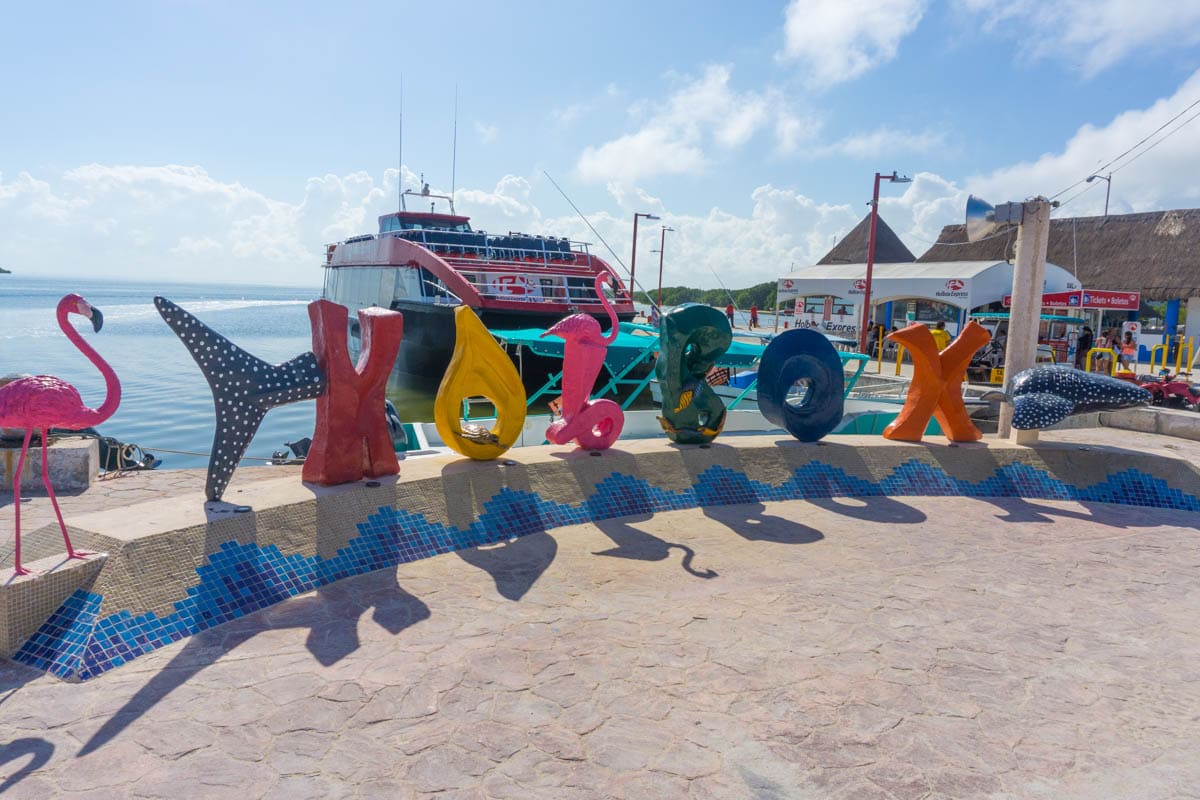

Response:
(3, 0), (1200, 289)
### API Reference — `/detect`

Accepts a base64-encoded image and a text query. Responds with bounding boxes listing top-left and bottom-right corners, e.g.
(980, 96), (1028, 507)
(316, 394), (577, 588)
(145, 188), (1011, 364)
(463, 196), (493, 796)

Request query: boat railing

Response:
(375, 228), (597, 269)
(454, 271), (627, 306)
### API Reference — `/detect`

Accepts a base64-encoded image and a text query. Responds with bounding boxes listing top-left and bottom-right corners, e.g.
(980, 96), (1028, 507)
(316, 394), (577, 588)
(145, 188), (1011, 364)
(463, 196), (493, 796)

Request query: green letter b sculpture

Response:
(656, 303), (731, 444)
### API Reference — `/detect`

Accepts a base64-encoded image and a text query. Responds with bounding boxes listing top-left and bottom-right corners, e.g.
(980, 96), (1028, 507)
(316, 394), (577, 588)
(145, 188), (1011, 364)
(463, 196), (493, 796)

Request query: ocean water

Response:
(0, 276), (786, 471)
(0, 275), (331, 470)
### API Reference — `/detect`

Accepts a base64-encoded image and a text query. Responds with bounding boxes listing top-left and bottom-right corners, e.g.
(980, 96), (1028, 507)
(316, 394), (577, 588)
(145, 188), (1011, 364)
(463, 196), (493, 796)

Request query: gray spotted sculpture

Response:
(156, 297), (327, 501)
(1009, 365), (1151, 429)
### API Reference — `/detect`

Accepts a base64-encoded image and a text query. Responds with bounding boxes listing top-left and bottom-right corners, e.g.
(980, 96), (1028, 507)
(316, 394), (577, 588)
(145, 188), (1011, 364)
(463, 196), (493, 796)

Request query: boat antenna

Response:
(542, 169), (659, 310)
(450, 83), (458, 215)
(707, 265), (740, 321)
(398, 75), (405, 212)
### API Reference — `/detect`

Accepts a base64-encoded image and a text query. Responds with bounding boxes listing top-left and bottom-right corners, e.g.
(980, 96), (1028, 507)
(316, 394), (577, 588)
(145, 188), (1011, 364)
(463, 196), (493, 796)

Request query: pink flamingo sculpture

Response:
(0, 294), (120, 575)
(541, 273), (625, 450)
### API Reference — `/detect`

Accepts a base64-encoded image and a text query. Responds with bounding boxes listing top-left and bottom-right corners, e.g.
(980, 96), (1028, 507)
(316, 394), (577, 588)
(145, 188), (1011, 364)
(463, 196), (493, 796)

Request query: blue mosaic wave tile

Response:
(14, 459), (1200, 681)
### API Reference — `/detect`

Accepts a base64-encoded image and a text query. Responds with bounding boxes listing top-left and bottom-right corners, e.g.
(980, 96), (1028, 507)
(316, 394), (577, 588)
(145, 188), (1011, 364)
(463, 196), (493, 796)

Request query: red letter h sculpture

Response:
(304, 300), (405, 485)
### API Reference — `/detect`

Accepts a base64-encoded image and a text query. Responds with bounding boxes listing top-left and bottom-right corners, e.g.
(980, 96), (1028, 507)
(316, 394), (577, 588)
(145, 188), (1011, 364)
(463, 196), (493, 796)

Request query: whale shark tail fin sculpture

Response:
(155, 297), (327, 501)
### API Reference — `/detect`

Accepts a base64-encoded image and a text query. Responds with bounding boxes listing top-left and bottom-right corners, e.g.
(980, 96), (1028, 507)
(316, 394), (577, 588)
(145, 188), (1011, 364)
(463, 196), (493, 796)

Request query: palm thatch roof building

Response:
(818, 214), (915, 265)
(917, 209), (1200, 302)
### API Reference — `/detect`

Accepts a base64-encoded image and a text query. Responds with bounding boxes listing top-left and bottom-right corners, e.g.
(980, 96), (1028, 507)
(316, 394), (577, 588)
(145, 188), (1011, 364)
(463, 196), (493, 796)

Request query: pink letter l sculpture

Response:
(541, 274), (624, 450)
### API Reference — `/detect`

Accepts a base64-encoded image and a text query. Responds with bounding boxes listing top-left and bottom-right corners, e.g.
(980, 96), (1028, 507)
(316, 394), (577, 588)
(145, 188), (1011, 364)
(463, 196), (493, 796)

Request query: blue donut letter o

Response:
(756, 328), (845, 442)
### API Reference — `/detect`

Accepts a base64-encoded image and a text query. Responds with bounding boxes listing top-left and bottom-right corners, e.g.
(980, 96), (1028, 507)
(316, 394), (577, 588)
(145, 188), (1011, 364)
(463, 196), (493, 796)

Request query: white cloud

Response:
(959, 0), (1200, 77)
(550, 103), (586, 129)
(6, 68), (1200, 290)
(0, 163), (865, 289)
(779, 0), (927, 86)
(967, 69), (1200, 216)
(820, 126), (947, 159)
(473, 121), (498, 144)
(774, 111), (822, 154)
(577, 65), (807, 183)
(578, 128), (709, 183)
(850, 68), (1200, 257)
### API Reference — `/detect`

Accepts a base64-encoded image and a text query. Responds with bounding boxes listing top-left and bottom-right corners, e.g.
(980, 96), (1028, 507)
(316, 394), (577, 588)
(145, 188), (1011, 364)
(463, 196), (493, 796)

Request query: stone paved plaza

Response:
(2, 493), (1199, 799)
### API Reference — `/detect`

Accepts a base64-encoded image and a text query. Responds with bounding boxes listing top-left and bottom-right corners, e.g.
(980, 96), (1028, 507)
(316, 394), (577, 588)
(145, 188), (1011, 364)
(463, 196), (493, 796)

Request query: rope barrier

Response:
(139, 446), (278, 463)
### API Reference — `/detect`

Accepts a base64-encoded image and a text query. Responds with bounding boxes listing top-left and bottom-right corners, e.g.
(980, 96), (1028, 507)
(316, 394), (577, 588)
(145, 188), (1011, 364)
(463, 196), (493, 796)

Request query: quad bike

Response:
(1133, 371), (1200, 410)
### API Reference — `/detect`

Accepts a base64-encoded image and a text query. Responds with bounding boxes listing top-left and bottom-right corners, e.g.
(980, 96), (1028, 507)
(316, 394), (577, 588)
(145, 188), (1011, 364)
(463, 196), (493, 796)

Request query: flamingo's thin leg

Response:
(10, 429), (33, 575)
(41, 428), (89, 560)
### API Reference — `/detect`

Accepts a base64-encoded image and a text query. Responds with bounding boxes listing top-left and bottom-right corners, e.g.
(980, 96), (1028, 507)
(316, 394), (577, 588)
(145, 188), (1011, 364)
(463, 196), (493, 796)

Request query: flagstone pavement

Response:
(2, 494), (1200, 799)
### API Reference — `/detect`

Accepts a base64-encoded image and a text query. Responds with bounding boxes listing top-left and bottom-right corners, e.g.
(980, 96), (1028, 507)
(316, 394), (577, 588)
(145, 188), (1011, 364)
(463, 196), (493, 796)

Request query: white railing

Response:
(455, 271), (622, 305)
(375, 228), (596, 269)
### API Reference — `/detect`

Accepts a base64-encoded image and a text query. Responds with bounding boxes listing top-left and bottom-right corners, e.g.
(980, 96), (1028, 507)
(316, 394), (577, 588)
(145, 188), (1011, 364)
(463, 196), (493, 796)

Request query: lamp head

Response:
(1086, 175), (1096, 183)
(965, 194), (998, 243)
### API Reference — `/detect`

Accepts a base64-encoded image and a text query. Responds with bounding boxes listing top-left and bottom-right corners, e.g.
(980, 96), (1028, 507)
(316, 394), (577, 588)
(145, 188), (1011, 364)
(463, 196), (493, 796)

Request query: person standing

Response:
(725, 302), (735, 328)
(1093, 328), (1113, 373)
(929, 320), (952, 350)
(1074, 326), (1093, 369)
(749, 303), (759, 329)
(1118, 331), (1138, 371)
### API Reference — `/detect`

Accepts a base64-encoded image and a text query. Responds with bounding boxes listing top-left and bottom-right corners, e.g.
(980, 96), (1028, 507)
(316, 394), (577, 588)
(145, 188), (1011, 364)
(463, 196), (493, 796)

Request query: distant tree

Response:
(637, 280), (777, 309)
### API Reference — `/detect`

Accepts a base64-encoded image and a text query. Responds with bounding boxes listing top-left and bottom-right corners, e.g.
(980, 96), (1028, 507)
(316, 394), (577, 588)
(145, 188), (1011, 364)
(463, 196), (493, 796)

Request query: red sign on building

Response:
(1002, 289), (1139, 310)
(1081, 290), (1140, 309)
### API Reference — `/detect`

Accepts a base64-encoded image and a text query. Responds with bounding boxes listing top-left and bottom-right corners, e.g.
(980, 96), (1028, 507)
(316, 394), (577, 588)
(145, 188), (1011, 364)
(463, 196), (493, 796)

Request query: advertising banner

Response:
(1082, 290), (1140, 310)
(1002, 289), (1139, 310)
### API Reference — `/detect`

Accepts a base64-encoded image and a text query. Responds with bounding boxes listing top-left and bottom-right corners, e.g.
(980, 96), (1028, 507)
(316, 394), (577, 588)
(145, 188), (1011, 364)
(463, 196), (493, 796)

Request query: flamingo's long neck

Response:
(58, 303), (122, 426)
(596, 273), (619, 345)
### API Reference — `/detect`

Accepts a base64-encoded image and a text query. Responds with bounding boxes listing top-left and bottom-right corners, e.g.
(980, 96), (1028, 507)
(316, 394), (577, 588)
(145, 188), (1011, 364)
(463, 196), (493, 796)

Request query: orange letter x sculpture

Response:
(883, 320), (991, 443)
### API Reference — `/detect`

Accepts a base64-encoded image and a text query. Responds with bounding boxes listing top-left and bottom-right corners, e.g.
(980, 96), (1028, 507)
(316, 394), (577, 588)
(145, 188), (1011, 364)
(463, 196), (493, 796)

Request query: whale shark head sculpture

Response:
(1008, 365), (1151, 430)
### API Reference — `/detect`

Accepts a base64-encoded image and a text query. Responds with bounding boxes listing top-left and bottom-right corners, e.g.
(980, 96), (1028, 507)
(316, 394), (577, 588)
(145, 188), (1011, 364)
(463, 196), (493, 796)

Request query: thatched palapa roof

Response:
(818, 214), (915, 265)
(917, 209), (1200, 300)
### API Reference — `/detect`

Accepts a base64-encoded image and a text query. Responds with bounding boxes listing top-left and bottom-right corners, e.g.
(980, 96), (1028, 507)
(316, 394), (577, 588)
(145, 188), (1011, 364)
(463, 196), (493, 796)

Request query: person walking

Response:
(725, 302), (735, 328)
(748, 303), (759, 329)
(1074, 326), (1093, 369)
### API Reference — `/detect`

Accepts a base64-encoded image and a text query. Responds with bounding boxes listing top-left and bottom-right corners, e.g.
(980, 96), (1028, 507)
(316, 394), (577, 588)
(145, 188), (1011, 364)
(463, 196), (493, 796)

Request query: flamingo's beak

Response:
(91, 307), (104, 332)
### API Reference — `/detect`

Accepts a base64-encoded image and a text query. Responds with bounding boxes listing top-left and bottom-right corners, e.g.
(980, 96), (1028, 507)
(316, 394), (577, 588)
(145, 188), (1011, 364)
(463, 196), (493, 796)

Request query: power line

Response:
(1050, 94), (1200, 200)
(1052, 105), (1200, 216)
(1111, 106), (1200, 176)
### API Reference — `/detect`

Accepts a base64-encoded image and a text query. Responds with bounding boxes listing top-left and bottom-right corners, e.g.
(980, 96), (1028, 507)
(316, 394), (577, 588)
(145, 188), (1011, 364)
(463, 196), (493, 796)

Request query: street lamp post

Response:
(630, 212), (660, 302)
(1086, 173), (1111, 218)
(655, 226), (674, 309)
(858, 171), (912, 353)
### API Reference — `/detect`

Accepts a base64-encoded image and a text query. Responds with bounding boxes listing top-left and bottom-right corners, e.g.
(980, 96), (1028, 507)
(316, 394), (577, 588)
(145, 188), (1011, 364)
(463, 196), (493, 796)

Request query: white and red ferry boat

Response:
(321, 183), (635, 378)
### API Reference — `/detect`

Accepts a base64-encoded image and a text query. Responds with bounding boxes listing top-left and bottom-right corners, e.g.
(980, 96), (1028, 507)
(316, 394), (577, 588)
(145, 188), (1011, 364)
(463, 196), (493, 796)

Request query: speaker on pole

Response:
(965, 195), (1023, 243)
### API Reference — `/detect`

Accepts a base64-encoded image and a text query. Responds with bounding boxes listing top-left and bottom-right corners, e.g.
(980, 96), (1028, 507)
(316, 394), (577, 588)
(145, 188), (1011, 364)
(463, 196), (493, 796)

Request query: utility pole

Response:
(996, 198), (1052, 442)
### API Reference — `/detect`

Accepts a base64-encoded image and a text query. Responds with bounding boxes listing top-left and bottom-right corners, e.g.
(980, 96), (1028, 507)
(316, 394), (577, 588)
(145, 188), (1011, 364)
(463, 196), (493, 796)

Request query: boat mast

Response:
(450, 83), (458, 216)
(399, 76), (406, 212)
